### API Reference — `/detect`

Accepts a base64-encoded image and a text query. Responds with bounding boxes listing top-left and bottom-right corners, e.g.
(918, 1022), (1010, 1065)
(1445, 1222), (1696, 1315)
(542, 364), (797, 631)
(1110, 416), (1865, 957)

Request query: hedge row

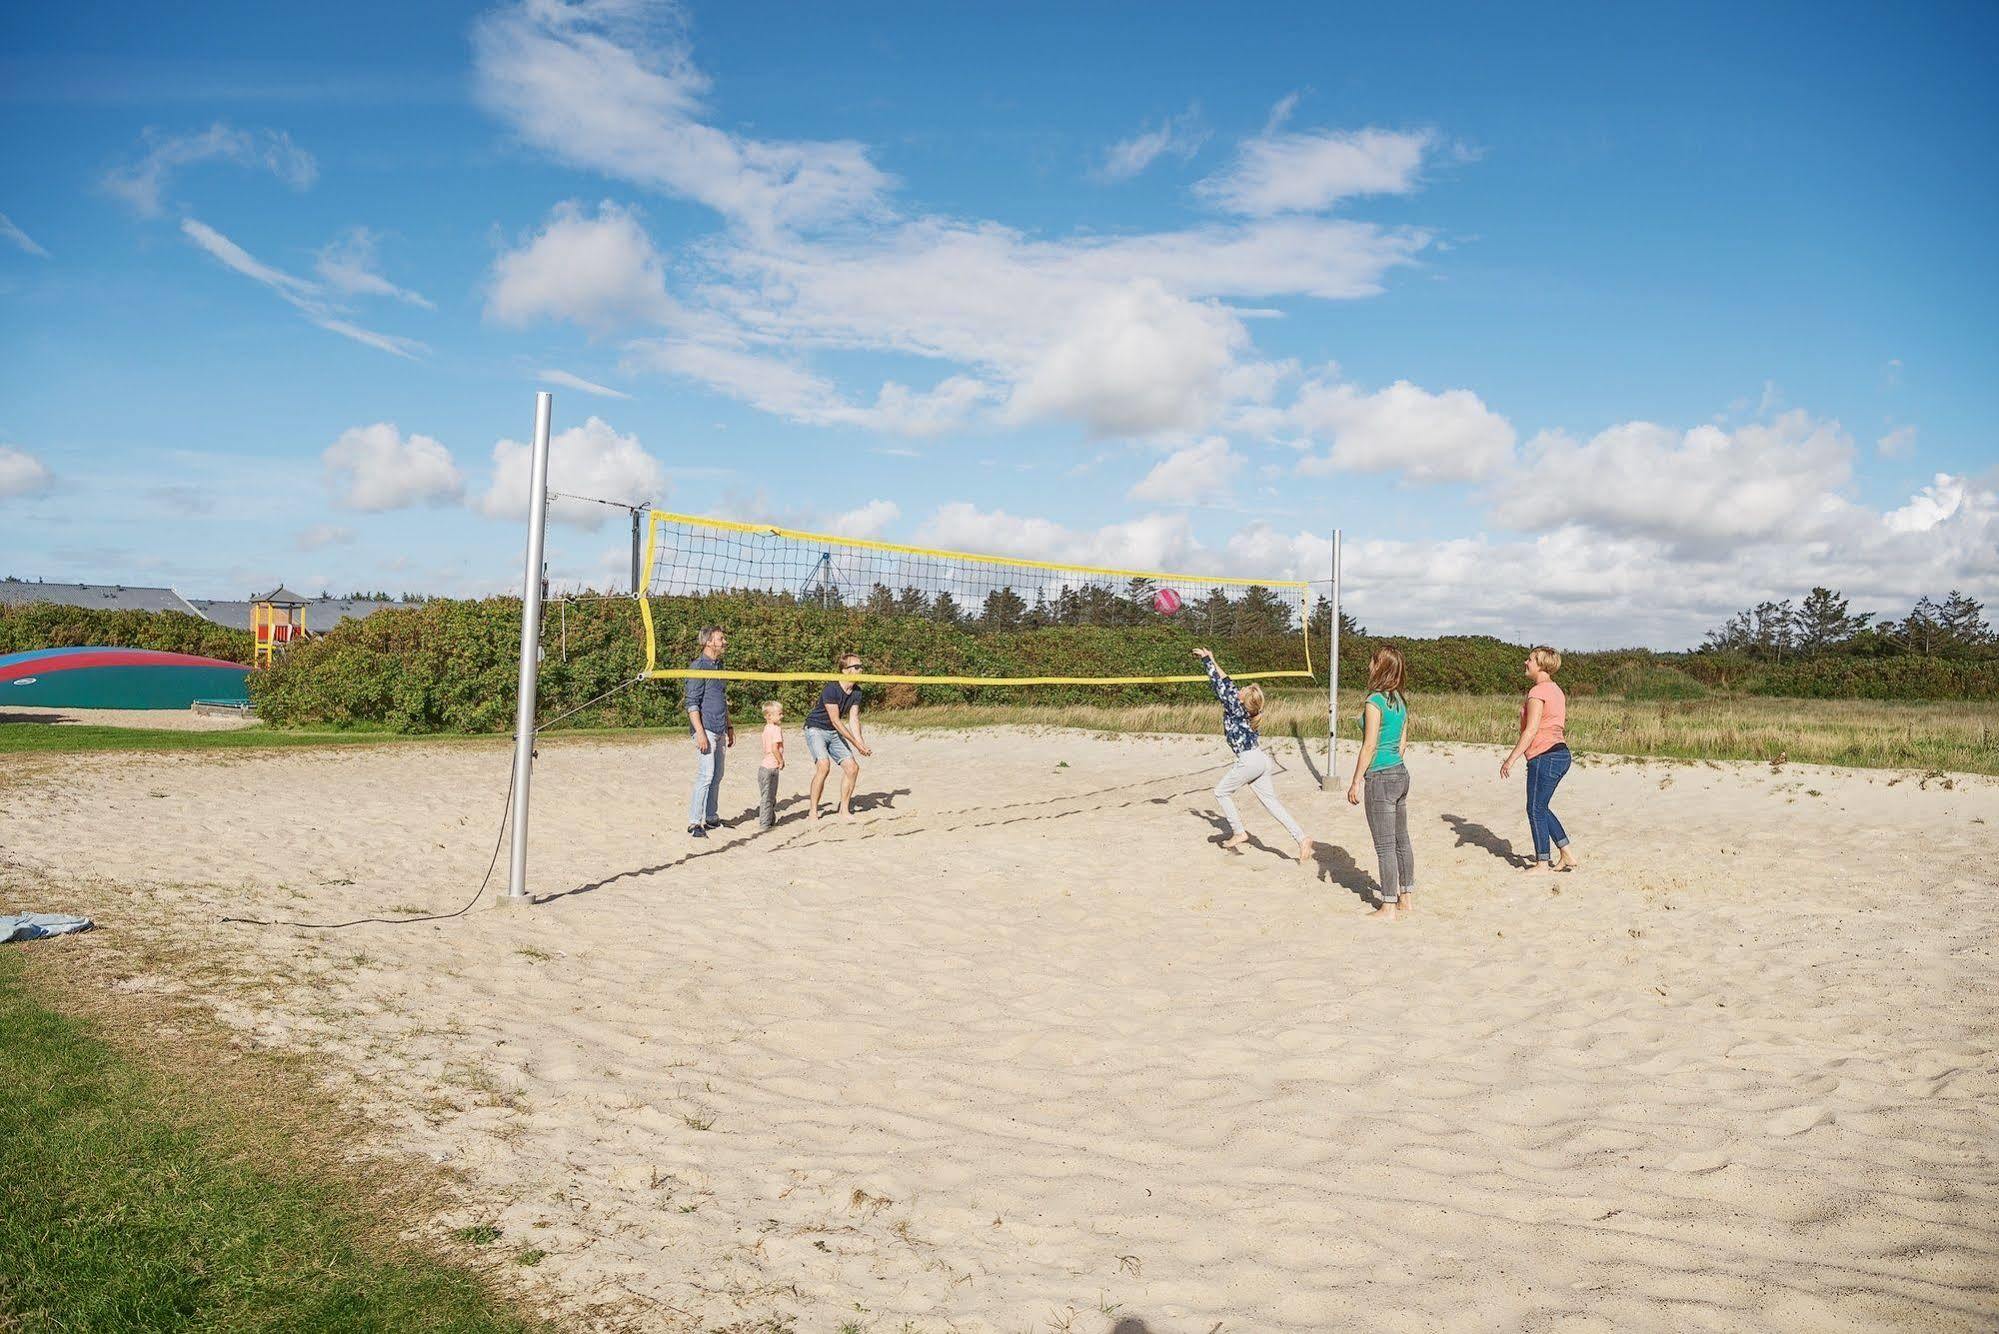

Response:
(0, 603), (253, 663)
(8, 599), (1993, 734)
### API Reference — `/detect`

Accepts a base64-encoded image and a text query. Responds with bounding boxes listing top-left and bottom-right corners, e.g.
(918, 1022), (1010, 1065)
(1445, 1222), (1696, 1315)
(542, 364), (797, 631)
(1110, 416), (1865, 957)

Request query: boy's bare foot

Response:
(1555, 850), (1579, 871)
(1221, 832), (1248, 851)
(1367, 903), (1398, 918)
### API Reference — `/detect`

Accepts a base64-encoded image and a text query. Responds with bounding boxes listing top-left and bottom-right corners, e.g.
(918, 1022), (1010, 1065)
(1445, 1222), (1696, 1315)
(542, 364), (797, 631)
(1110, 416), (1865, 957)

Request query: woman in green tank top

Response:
(1345, 646), (1415, 918)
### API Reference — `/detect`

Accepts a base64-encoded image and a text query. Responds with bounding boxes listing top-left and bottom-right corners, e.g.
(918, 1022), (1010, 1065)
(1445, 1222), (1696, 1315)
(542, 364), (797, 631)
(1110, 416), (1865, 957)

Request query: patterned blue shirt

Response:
(1206, 659), (1259, 755)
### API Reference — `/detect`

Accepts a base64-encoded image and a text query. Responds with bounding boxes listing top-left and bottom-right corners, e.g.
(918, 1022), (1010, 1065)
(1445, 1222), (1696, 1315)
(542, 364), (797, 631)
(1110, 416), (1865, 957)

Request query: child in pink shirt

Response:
(757, 700), (785, 831)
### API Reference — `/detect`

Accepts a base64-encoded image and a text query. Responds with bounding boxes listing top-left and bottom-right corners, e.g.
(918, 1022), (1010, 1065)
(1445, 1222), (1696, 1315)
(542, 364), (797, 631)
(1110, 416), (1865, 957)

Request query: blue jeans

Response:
(1525, 745), (1572, 861)
(688, 729), (725, 825)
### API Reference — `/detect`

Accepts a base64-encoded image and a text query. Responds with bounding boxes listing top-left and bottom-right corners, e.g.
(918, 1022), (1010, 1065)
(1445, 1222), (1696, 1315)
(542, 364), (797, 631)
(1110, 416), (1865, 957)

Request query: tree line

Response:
(1701, 588), (1993, 661)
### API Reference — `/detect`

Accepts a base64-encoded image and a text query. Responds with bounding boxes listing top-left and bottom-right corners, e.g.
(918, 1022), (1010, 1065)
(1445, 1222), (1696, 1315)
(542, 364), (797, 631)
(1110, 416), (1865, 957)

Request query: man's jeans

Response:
(688, 730), (726, 825)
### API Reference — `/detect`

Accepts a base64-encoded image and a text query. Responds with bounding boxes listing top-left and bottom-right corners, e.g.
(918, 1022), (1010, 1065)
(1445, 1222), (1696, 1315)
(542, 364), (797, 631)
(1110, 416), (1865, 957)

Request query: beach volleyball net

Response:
(638, 509), (1314, 686)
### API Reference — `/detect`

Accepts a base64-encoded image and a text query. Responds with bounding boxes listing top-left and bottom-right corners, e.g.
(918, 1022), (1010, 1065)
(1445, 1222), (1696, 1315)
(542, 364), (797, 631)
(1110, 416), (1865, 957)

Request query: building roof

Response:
(0, 578), (204, 617)
(189, 598), (398, 631)
(255, 586), (310, 605)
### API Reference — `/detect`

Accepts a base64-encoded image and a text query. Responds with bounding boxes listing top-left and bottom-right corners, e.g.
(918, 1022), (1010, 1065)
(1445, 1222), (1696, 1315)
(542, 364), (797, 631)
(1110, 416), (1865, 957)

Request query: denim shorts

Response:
(804, 726), (854, 766)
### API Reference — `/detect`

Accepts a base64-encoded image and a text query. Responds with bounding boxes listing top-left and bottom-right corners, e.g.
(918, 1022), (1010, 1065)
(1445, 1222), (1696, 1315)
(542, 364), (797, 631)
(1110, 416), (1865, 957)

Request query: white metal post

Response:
(505, 391), (554, 902)
(1326, 529), (1342, 790)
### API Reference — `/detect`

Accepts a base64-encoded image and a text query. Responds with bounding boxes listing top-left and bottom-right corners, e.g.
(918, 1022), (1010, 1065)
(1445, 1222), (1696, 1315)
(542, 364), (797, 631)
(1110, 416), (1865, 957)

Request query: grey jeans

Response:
(757, 766), (780, 830)
(1363, 763), (1415, 902)
(1214, 747), (1307, 843)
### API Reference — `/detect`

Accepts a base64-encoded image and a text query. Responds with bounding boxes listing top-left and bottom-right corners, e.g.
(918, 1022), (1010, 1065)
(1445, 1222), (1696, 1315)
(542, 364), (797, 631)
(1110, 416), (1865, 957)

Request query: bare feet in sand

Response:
(1221, 832), (1248, 851)
(1367, 902), (1398, 919)
(1398, 893), (1415, 915)
(1554, 849), (1579, 872)
(1522, 860), (1552, 874)
(841, 811), (857, 823)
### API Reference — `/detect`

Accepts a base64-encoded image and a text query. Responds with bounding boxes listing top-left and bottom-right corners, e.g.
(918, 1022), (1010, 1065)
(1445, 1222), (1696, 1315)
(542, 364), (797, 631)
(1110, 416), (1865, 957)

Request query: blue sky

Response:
(2, 0), (1995, 647)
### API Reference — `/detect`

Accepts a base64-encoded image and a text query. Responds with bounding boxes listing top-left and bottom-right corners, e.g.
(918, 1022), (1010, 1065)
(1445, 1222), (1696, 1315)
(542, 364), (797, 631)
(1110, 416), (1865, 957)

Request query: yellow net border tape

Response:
(645, 509), (1311, 589)
(644, 668), (1315, 686)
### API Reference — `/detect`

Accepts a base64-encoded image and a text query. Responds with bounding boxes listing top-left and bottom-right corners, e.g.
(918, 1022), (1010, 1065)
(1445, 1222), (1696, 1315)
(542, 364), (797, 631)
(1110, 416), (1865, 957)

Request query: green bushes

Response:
(0, 603), (253, 663)
(9, 597), (1992, 734)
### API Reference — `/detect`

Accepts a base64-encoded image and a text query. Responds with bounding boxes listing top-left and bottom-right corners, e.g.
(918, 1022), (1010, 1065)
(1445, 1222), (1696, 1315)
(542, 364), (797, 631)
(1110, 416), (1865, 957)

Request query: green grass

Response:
(877, 690), (1999, 775)
(0, 949), (548, 1333)
(9, 691), (1996, 774)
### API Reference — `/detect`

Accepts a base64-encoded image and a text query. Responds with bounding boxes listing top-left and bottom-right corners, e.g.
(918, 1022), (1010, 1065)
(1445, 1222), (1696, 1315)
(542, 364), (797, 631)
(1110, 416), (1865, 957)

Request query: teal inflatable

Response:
(0, 647), (250, 710)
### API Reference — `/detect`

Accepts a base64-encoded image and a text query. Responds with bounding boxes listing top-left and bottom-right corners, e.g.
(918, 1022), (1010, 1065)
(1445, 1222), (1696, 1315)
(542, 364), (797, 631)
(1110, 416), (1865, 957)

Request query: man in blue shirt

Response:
(683, 625), (733, 837)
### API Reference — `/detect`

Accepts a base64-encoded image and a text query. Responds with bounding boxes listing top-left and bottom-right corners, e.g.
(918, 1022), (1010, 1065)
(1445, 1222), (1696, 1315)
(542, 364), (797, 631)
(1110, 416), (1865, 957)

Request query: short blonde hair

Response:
(761, 699), (783, 718)
(1530, 646), (1562, 674)
(1239, 682), (1265, 719)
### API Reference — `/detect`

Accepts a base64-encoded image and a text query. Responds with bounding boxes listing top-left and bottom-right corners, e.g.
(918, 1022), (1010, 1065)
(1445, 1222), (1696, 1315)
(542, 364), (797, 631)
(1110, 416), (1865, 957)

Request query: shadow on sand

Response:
(1441, 812), (1523, 867)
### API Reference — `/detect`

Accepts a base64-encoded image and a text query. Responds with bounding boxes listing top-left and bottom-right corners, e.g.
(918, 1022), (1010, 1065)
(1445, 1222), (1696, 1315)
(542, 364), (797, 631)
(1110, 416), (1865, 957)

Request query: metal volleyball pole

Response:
(505, 391), (555, 903)
(1325, 528), (1342, 790)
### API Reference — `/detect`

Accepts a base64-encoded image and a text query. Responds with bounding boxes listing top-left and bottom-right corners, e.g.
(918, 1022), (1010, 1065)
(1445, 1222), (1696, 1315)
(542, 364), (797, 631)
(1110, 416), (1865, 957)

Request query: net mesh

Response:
(640, 510), (1314, 685)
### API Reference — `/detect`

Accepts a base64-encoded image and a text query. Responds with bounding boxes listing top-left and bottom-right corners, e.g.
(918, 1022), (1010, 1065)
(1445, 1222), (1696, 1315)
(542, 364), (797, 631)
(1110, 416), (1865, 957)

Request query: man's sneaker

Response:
(688, 824), (708, 839)
(703, 819), (725, 830)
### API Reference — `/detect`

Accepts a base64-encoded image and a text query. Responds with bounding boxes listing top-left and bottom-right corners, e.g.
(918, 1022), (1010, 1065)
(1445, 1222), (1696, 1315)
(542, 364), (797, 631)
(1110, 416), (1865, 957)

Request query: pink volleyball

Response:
(1151, 587), (1183, 615)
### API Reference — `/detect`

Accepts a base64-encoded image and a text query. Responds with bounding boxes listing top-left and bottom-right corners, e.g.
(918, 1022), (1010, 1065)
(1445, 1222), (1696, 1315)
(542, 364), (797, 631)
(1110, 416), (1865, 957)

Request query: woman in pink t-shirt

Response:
(1500, 646), (1578, 872)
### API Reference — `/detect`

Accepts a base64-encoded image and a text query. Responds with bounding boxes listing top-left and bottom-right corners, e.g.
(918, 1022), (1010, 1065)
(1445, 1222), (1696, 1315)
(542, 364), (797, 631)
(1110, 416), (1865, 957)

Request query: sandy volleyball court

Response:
(4, 727), (1996, 1331)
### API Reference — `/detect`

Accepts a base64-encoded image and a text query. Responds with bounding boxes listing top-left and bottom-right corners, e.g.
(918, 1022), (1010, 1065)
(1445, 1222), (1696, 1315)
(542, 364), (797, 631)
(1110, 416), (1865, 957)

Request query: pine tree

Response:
(1936, 590), (1992, 654)
(1796, 586), (1870, 656)
(930, 591), (966, 627)
(980, 586), (1028, 631)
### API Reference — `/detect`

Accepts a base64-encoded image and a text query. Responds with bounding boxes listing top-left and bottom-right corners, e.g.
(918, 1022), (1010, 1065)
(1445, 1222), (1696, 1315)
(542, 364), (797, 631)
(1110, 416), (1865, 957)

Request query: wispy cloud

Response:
(539, 369), (633, 400)
(1097, 104), (1208, 182)
(1197, 113), (1434, 216)
(180, 218), (427, 359)
(314, 227), (434, 309)
(0, 212), (48, 257)
(0, 444), (55, 499)
(103, 122), (317, 217)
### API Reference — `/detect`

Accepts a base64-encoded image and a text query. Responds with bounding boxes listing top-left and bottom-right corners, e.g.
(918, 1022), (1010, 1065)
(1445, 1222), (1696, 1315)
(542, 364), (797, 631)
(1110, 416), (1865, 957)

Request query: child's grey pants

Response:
(757, 766), (780, 830)
(1363, 763), (1415, 902)
(1214, 747), (1306, 843)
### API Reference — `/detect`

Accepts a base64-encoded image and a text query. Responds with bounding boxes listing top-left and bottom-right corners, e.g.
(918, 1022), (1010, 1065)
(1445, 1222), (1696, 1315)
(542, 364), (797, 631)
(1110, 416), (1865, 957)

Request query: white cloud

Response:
(181, 218), (428, 359)
(477, 416), (667, 529)
(471, 0), (890, 236)
(103, 122), (317, 217)
(1288, 377), (1516, 482)
(487, 200), (675, 333)
(323, 423), (465, 511)
(0, 212), (48, 257)
(539, 368), (632, 399)
(1883, 472), (1985, 535)
(314, 227), (434, 309)
(626, 339), (992, 436)
(465, 3), (1433, 442)
(1197, 124), (1434, 216)
(916, 502), (1204, 575)
(1877, 424), (1917, 459)
(1005, 279), (1250, 437)
(1130, 437), (1242, 503)
(1098, 104), (1208, 182)
(0, 444), (54, 499)
(296, 523), (356, 551)
(829, 499), (900, 539)
(1491, 410), (1854, 547)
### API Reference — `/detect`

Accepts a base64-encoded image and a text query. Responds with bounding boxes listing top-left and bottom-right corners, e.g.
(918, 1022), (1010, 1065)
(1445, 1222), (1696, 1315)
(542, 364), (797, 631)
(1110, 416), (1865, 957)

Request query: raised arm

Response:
(1193, 646), (1239, 710)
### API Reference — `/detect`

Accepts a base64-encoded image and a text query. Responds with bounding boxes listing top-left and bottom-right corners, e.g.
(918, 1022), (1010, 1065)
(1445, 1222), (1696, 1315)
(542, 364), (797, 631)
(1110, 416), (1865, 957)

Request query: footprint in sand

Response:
(1764, 1104), (1833, 1137)
(1665, 1149), (1731, 1174)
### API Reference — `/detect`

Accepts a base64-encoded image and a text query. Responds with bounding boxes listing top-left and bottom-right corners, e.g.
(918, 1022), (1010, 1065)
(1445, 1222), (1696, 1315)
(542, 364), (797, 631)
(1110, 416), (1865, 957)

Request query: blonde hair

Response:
(1239, 682), (1265, 719)
(761, 699), (782, 719)
(1530, 646), (1562, 674)
(1366, 646), (1406, 702)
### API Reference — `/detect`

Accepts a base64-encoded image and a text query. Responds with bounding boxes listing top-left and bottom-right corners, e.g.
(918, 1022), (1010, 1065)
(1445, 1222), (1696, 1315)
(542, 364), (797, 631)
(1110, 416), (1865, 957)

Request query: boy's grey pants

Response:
(757, 766), (780, 830)
(1363, 763), (1415, 902)
(1214, 747), (1306, 843)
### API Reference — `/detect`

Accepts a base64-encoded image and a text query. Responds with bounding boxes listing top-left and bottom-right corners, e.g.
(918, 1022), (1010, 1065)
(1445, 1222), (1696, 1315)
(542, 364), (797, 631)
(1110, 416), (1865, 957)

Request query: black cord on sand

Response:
(221, 675), (645, 931)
